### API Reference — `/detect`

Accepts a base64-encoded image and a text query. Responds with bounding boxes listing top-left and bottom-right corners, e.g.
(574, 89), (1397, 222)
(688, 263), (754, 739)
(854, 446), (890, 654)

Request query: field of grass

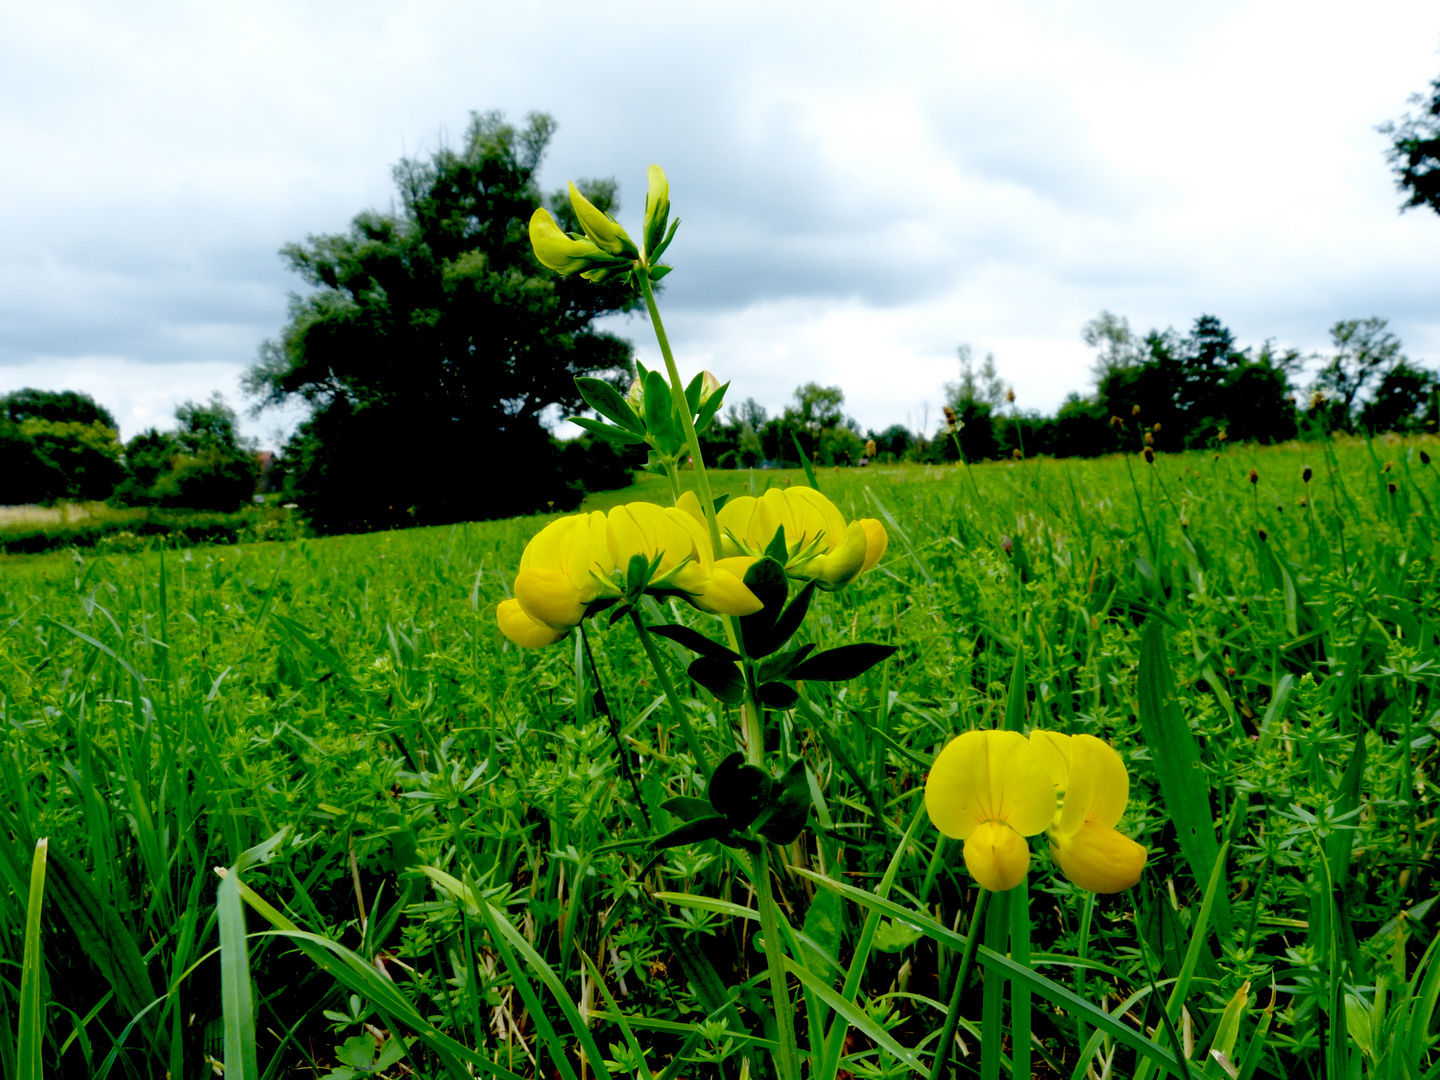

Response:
(2, 433), (1439, 1079)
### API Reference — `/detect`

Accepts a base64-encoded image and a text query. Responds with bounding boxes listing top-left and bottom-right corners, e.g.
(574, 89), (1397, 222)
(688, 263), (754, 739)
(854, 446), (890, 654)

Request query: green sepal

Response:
(650, 218), (680, 263)
(764, 523), (789, 564)
(566, 416), (647, 445)
(574, 377), (644, 433)
(684, 371), (705, 416)
(694, 381), (730, 435)
(643, 369), (675, 446)
(688, 658), (746, 704)
(709, 752), (773, 828)
(626, 553), (653, 595)
(605, 603), (634, 627)
(790, 643), (898, 682)
(758, 643), (816, 683)
(649, 624), (742, 662)
(737, 557), (789, 658)
(648, 816), (733, 852)
(756, 760), (811, 845)
(662, 796), (720, 823)
(757, 681), (799, 710)
(648, 265), (673, 282)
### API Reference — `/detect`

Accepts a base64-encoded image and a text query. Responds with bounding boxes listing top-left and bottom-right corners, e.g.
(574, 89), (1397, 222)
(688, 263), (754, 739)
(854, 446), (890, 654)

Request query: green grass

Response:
(1, 434), (1439, 1079)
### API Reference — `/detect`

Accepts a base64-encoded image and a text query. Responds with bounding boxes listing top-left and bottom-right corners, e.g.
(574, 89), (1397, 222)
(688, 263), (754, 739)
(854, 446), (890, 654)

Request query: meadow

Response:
(1, 434), (1438, 1079)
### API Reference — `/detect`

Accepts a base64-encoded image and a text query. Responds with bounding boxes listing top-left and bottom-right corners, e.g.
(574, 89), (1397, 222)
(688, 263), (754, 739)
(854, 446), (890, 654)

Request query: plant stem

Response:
(749, 843), (802, 1080)
(637, 267), (724, 555)
(629, 611), (711, 783)
(926, 887), (991, 1080)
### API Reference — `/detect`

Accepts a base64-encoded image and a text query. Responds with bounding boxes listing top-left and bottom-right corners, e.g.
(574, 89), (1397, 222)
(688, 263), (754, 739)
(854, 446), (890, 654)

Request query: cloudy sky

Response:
(2, 0), (1438, 448)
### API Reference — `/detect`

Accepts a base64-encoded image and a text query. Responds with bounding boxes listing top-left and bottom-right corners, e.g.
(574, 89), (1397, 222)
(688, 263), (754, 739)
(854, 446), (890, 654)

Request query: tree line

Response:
(0, 389), (261, 510)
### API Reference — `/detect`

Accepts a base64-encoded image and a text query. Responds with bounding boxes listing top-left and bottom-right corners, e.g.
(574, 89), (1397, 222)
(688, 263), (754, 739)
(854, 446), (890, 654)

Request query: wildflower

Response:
(497, 503), (762, 646)
(702, 488), (888, 588)
(1028, 732), (1146, 893)
(528, 166), (675, 284)
(925, 730), (1057, 891)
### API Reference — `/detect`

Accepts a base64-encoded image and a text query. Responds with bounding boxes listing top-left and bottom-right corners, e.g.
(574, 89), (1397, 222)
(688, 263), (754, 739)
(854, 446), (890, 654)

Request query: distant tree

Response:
(945, 344), (1009, 411)
(1358, 359), (1439, 434)
(247, 110), (636, 533)
(940, 344), (1005, 461)
(111, 394), (258, 511)
(1311, 317), (1404, 429)
(869, 423), (913, 462)
(1379, 66), (1440, 217)
(2, 388), (116, 430)
(1082, 312), (1145, 381)
(788, 383), (847, 433)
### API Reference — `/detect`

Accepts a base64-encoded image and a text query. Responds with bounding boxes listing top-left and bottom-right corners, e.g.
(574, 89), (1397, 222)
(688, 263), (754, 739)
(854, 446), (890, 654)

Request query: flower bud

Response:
(529, 208), (605, 274)
(626, 378), (645, 414)
(698, 370), (721, 406)
(643, 165), (671, 261)
(569, 182), (638, 259)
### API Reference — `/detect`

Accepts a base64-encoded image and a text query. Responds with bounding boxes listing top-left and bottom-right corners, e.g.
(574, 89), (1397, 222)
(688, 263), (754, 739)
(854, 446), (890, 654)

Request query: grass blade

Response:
(18, 838), (49, 1080)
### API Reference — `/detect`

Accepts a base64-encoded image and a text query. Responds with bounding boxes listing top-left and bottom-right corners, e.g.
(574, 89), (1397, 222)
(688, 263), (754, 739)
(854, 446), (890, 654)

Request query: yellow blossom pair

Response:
(497, 502), (762, 647)
(677, 487), (888, 587)
(924, 729), (1146, 893)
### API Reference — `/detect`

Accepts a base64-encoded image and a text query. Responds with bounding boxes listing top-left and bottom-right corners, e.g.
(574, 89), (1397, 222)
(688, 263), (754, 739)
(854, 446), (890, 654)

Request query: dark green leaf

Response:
(713, 492), (731, 513)
(643, 369), (674, 445)
(648, 816), (732, 852)
(662, 797), (721, 823)
(648, 624), (741, 662)
(574, 378), (643, 434)
(790, 643), (898, 682)
(695, 382), (730, 434)
(767, 580), (817, 654)
(648, 264), (673, 281)
(757, 682), (799, 710)
(684, 372), (704, 416)
(738, 557), (788, 658)
(708, 752), (773, 828)
(688, 658), (746, 704)
(759, 643), (816, 683)
(757, 760), (811, 845)
(790, 430), (820, 491)
(626, 553), (651, 595)
(565, 416), (647, 445)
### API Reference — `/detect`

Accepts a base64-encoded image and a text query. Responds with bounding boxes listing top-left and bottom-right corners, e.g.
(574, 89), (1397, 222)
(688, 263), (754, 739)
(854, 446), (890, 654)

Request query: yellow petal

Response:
(1028, 730), (1073, 791)
(528, 208), (601, 274)
(688, 567), (764, 616)
(1056, 735), (1130, 837)
(787, 488), (848, 550)
(514, 567), (587, 630)
(925, 730), (1056, 840)
(858, 518), (889, 573)
(803, 520), (867, 585)
(496, 598), (565, 647)
(1051, 824), (1147, 893)
(963, 820), (1031, 891)
(716, 495), (758, 555)
(569, 181), (633, 256)
(675, 490), (708, 529)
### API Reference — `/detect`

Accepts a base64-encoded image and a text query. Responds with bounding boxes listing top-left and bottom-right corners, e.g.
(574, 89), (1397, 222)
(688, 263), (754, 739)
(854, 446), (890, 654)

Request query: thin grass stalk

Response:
(925, 887), (990, 1080)
(629, 611), (712, 783)
(18, 837), (49, 1080)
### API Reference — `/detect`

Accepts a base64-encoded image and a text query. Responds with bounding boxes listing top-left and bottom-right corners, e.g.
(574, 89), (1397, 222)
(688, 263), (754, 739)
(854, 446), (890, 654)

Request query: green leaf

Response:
(756, 760), (811, 844)
(738, 557), (788, 658)
(643, 369), (675, 447)
(219, 867), (260, 1080)
(648, 816), (732, 851)
(566, 416), (647, 445)
(1136, 619), (1231, 935)
(767, 580), (818, 656)
(759, 643), (816, 683)
(684, 371), (704, 416)
(687, 657), (746, 704)
(708, 752), (773, 828)
(790, 644), (898, 682)
(649, 624), (741, 662)
(871, 918), (923, 953)
(790, 430), (821, 491)
(573, 378), (644, 433)
(757, 681), (800, 710)
(17, 839), (47, 1080)
(661, 796), (718, 823)
(695, 381), (730, 434)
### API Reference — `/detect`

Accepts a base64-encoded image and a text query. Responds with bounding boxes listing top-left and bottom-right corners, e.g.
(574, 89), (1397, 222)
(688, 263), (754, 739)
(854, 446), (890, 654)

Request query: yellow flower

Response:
(569, 182), (638, 259)
(1028, 731), (1147, 893)
(704, 487), (888, 587)
(528, 208), (606, 275)
(497, 502), (762, 647)
(925, 730), (1057, 891)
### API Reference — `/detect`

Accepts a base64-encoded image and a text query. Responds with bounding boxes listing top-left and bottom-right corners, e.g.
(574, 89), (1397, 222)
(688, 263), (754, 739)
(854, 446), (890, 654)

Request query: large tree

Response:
(245, 111), (636, 532)
(1379, 66), (1440, 217)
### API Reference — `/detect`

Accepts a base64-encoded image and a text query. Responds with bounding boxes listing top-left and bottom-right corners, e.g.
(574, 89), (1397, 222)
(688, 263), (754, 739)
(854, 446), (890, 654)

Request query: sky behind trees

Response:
(1, 0), (1438, 447)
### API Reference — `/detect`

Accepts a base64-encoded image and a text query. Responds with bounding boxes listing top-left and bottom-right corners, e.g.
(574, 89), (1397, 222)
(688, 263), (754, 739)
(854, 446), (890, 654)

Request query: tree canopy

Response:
(1380, 66), (1440, 217)
(245, 110), (637, 532)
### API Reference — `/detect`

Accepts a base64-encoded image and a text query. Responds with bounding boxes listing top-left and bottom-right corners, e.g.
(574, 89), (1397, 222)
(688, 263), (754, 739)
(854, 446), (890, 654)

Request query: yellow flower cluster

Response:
(497, 502), (763, 647)
(678, 488), (888, 587)
(925, 729), (1146, 893)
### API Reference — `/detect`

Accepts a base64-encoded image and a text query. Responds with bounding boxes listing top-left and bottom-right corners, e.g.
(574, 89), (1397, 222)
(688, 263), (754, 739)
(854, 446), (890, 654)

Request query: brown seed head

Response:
(1384, 460), (1394, 473)
(1144, 447), (1155, 464)
(1256, 529), (1266, 542)
(1302, 466), (1312, 484)
(1109, 414), (1123, 428)
(1299, 496), (1308, 507)
(1217, 427), (1228, 442)
(1012, 448), (1023, 461)
(943, 405), (957, 428)
(1131, 404), (1141, 416)
(1144, 431), (1155, 446)
(1248, 468), (1259, 485)
(1006, 387), (1016, 404)
(1388, 481), (1398, 494)
(1153, 422), (1162, 433)
(1421, 450), (1431, 465)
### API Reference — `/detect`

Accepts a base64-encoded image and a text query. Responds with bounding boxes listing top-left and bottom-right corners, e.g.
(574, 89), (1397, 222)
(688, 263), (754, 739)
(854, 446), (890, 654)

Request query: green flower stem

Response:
(629, 611), (711, 783)
(748, 842), (802, 1080)
(637, 267), (724, 555)
(926, 887), (991, 1080)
